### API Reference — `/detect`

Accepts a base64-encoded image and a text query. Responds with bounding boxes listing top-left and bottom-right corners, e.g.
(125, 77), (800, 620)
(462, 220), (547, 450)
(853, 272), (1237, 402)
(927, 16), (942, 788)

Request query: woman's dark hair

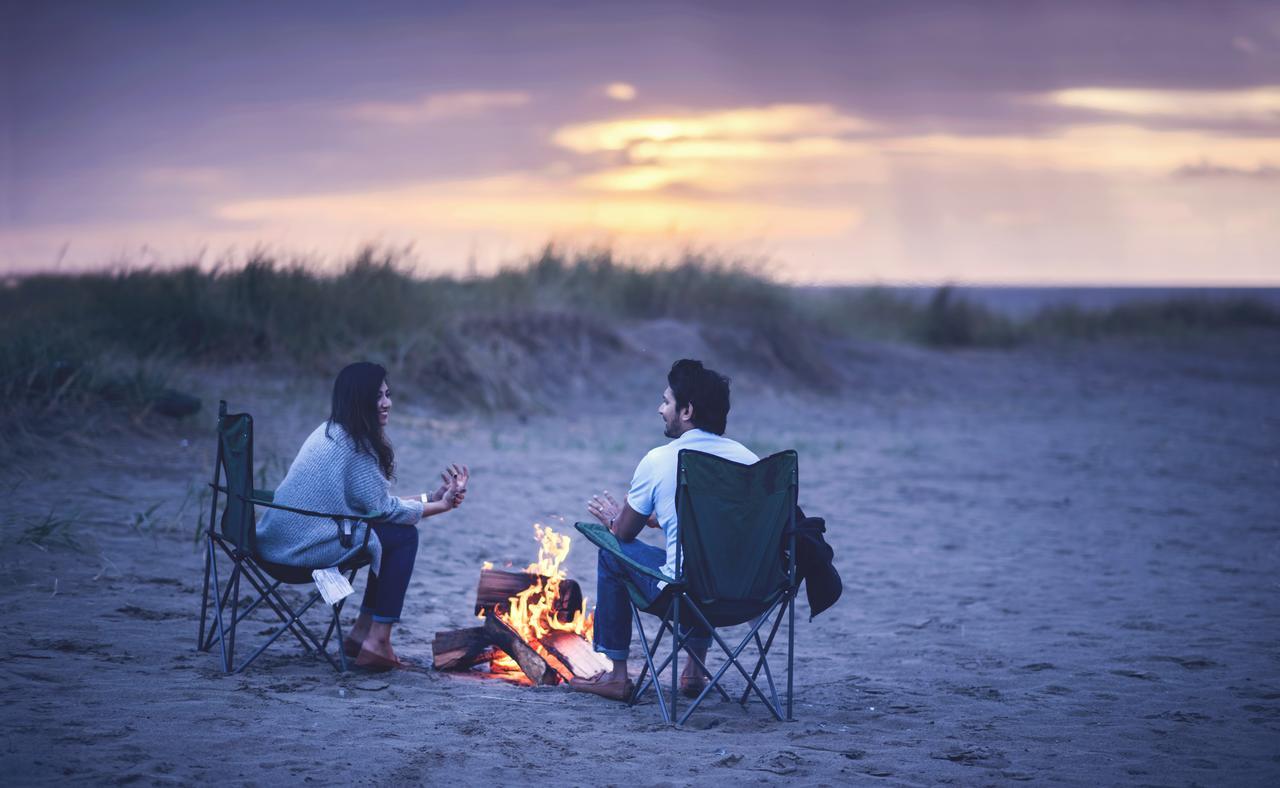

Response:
(667, 358), (731, 435)
(328, 361), (395, 479)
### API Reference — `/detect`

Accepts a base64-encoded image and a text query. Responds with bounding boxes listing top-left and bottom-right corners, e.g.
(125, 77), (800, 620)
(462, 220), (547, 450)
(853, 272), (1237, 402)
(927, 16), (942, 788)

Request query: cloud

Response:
(549, 104), (882, 196)
(1173, 160), (1280, 179)
(881, 124), (1280, 177)
(1231, 36), (1260, 57)
(604, 82), (636, 101)
(552, 103), (874, 153)
(346, 90), (532, 124)
(1037, 86), (1280, 124)
(578, 138), (883, 194)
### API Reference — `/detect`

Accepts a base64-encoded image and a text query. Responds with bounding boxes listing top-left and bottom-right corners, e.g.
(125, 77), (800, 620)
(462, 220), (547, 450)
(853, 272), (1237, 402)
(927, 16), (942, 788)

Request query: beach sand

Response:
(2, 325), (1278, 785)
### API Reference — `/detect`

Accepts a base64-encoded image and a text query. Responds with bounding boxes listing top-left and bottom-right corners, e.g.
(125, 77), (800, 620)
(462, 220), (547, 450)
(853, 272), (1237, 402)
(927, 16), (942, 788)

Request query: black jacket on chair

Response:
(793, 506), (842, 620)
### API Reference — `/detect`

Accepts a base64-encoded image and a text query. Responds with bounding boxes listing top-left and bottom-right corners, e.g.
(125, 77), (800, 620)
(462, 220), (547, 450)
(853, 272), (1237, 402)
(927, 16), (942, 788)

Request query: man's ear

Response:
(680, 402), (695, 426)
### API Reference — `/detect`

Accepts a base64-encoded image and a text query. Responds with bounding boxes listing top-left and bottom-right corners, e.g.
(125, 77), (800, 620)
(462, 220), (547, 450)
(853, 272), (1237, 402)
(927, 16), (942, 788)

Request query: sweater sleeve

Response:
(344, 449), (424, 525)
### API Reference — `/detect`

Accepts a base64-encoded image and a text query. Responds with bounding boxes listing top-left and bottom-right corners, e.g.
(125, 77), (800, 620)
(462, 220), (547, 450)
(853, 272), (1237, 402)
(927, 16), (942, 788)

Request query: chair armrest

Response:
(229, 490), (381, 523)
(252, 488), (274, 503)
(574, 522), (678, 585)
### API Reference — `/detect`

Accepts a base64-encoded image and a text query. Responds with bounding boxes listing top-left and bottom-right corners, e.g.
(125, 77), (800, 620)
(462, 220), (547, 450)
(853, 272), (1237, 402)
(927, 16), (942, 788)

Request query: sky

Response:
(3, 0), (1279, 284)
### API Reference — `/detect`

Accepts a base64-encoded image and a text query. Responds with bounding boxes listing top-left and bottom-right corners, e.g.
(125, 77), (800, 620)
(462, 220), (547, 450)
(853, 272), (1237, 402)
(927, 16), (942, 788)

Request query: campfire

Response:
(431, 524), (610, 685)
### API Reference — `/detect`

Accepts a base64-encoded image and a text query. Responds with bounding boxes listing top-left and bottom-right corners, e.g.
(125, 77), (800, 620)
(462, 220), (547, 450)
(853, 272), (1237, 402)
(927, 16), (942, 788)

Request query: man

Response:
(571, 359), (758, 701)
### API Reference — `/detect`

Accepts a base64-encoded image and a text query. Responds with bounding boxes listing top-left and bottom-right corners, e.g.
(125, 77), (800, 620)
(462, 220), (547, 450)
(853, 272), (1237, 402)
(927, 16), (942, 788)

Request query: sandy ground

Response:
(1, 323), (1278, 786)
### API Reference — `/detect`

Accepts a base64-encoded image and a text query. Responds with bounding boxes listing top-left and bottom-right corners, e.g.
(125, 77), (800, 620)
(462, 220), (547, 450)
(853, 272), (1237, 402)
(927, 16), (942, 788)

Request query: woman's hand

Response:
(439, 464), (470, 510)
(432, 464), (470, 505)
(587, 491), (622, 531)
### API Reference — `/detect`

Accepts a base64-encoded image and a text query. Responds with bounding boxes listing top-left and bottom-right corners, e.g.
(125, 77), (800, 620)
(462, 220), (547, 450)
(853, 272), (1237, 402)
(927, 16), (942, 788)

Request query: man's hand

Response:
(587, 491), (647, 542)
(587, 491), (621, 530)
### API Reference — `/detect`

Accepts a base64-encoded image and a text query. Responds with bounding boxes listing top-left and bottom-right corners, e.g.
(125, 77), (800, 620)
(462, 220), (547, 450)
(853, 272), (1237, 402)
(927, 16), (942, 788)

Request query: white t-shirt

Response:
(626, 428), (759, 584)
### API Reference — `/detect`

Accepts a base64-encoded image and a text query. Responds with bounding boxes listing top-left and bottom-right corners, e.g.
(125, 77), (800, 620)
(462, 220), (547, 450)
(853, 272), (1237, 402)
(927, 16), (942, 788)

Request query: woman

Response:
(255, 361), (469, 670)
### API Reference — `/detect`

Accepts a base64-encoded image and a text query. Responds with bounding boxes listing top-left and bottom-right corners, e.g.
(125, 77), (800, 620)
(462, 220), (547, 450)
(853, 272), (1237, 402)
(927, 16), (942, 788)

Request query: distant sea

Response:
(861, 287), (1280, 318)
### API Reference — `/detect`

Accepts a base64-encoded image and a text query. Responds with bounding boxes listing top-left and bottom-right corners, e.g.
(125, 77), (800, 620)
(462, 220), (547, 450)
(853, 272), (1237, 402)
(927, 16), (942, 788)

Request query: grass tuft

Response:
(3, 246), (1277, 438)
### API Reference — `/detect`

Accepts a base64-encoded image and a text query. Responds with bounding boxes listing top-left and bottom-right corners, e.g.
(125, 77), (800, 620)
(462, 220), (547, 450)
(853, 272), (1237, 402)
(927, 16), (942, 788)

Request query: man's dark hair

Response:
(667, 359), (731, 435)
(328, 361), (395, 479)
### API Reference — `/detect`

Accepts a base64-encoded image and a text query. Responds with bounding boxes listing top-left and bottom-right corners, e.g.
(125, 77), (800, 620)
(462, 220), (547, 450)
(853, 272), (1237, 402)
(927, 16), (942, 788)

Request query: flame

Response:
(485, 524), (594, 679)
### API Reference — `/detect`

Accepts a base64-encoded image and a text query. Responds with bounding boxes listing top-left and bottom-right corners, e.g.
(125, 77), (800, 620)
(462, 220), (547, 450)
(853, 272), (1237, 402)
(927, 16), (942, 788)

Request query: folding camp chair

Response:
(576, 449), (798, 726)
(196, 401), (380, 673)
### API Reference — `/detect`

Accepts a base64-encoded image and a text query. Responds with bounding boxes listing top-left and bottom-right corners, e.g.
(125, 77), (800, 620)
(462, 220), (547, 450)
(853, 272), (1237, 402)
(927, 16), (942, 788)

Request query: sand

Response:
(2, 324), (1278, 785)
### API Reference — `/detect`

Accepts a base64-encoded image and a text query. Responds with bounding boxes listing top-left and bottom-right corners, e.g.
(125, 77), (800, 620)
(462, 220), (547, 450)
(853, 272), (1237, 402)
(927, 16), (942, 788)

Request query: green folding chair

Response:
(196, 401), (380, 673)
(576, 448), (799, 725)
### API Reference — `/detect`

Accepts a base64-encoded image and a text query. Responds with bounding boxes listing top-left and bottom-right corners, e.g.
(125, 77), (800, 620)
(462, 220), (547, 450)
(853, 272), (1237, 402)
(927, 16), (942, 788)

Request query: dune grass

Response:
(3, 246), (1277, 431)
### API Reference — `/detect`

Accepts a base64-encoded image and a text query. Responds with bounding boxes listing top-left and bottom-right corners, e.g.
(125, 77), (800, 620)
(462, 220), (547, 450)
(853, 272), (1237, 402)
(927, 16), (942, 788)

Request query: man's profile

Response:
(573, 358), (757, 700)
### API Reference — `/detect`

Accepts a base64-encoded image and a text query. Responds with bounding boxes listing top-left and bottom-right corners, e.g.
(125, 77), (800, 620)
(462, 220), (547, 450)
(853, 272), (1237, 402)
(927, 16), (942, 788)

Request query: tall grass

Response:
(3, 246), (1277, 428)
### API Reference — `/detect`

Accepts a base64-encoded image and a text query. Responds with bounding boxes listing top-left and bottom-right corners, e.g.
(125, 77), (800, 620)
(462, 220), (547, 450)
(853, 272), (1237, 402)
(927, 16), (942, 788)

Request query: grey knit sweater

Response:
(255, 422), (424, 575)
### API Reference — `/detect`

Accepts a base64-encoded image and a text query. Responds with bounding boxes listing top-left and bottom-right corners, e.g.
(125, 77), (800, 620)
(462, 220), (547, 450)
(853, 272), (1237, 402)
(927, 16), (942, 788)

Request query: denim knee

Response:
(600, 547), (629, 580)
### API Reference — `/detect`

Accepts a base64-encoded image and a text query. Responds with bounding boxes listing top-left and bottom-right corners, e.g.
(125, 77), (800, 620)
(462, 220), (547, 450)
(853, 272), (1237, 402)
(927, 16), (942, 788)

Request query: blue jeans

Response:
(592, 538), (710, 661)
(360, 522), (418, 623)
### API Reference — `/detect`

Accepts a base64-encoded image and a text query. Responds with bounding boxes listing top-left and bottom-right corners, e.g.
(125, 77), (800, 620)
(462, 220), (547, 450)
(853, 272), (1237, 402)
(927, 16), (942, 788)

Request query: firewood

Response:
(541, 631), (611, 679)
(431, 626), (494, 671)
(482, 613), (559, 686)
(474, 568), (583, 622)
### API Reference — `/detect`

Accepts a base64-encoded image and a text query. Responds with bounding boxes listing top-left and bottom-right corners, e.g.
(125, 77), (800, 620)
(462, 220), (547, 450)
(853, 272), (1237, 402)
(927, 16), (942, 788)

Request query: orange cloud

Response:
(552, 103), (874, 153)
(1038, 86), (1280, 123)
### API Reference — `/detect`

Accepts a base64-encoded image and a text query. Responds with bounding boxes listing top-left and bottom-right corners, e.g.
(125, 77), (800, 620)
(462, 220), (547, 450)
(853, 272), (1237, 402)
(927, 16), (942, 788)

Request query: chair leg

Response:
(319, 566), (361, 653)
(198, 534), (213, 650)
(679, 601), (785, 724)
(787, 587), (795, 721)
(333, 604), (349, 672)
(228, 563), (241, 672)
(232, 587), (333, 672)
(207, 540), (231, 672)
(739, 598), (789, 706)
(630, 598), (672, 723)
(201, 563), (239, 652)
(240, 563), (316, 653)
(204, 573), (297, 653)
(671, 594), (680, 724)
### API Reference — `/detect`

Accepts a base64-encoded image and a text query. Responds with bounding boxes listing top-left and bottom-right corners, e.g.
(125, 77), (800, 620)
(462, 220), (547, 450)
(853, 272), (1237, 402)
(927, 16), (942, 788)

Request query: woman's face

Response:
(376, 380), (391, 427)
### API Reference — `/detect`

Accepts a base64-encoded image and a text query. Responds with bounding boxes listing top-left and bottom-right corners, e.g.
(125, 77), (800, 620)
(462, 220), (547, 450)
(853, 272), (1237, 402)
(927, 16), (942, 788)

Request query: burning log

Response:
(482, 612), (559, 686)
(474, 568), (583, 622)
(431, 626), (494, 671)
(542, 631), (611, 679)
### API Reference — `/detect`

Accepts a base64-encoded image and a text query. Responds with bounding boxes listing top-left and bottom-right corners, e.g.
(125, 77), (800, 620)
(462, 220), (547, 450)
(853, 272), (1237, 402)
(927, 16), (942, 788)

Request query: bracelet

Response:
(420, 492), (430, 506)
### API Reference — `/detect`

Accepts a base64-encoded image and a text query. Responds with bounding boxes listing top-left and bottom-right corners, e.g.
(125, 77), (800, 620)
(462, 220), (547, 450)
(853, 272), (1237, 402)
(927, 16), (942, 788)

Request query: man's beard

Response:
(663, 414), (680, 438)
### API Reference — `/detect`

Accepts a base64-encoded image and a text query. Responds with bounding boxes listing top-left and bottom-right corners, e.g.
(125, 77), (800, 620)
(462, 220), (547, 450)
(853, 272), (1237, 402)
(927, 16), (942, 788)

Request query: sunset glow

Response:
(5, 2), (1279, 283)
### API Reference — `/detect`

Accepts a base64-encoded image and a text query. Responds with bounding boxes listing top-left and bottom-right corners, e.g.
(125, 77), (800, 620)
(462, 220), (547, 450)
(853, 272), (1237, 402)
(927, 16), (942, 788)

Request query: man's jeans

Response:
(592, 538), (711, 661)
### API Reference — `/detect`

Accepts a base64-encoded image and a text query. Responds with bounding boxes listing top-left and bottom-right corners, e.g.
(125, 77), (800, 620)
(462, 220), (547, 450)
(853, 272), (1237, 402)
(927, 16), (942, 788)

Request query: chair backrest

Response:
(675, 449), (797, 626)
(215, 401), (257, 553)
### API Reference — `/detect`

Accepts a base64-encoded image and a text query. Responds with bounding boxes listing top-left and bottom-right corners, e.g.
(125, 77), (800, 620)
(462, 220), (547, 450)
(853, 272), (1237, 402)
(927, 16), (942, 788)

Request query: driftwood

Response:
(482, 613), (559, 686)
(542, 630), (611, 680)
(431, 626), (494, 671)
(474, 568), (583, 622)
